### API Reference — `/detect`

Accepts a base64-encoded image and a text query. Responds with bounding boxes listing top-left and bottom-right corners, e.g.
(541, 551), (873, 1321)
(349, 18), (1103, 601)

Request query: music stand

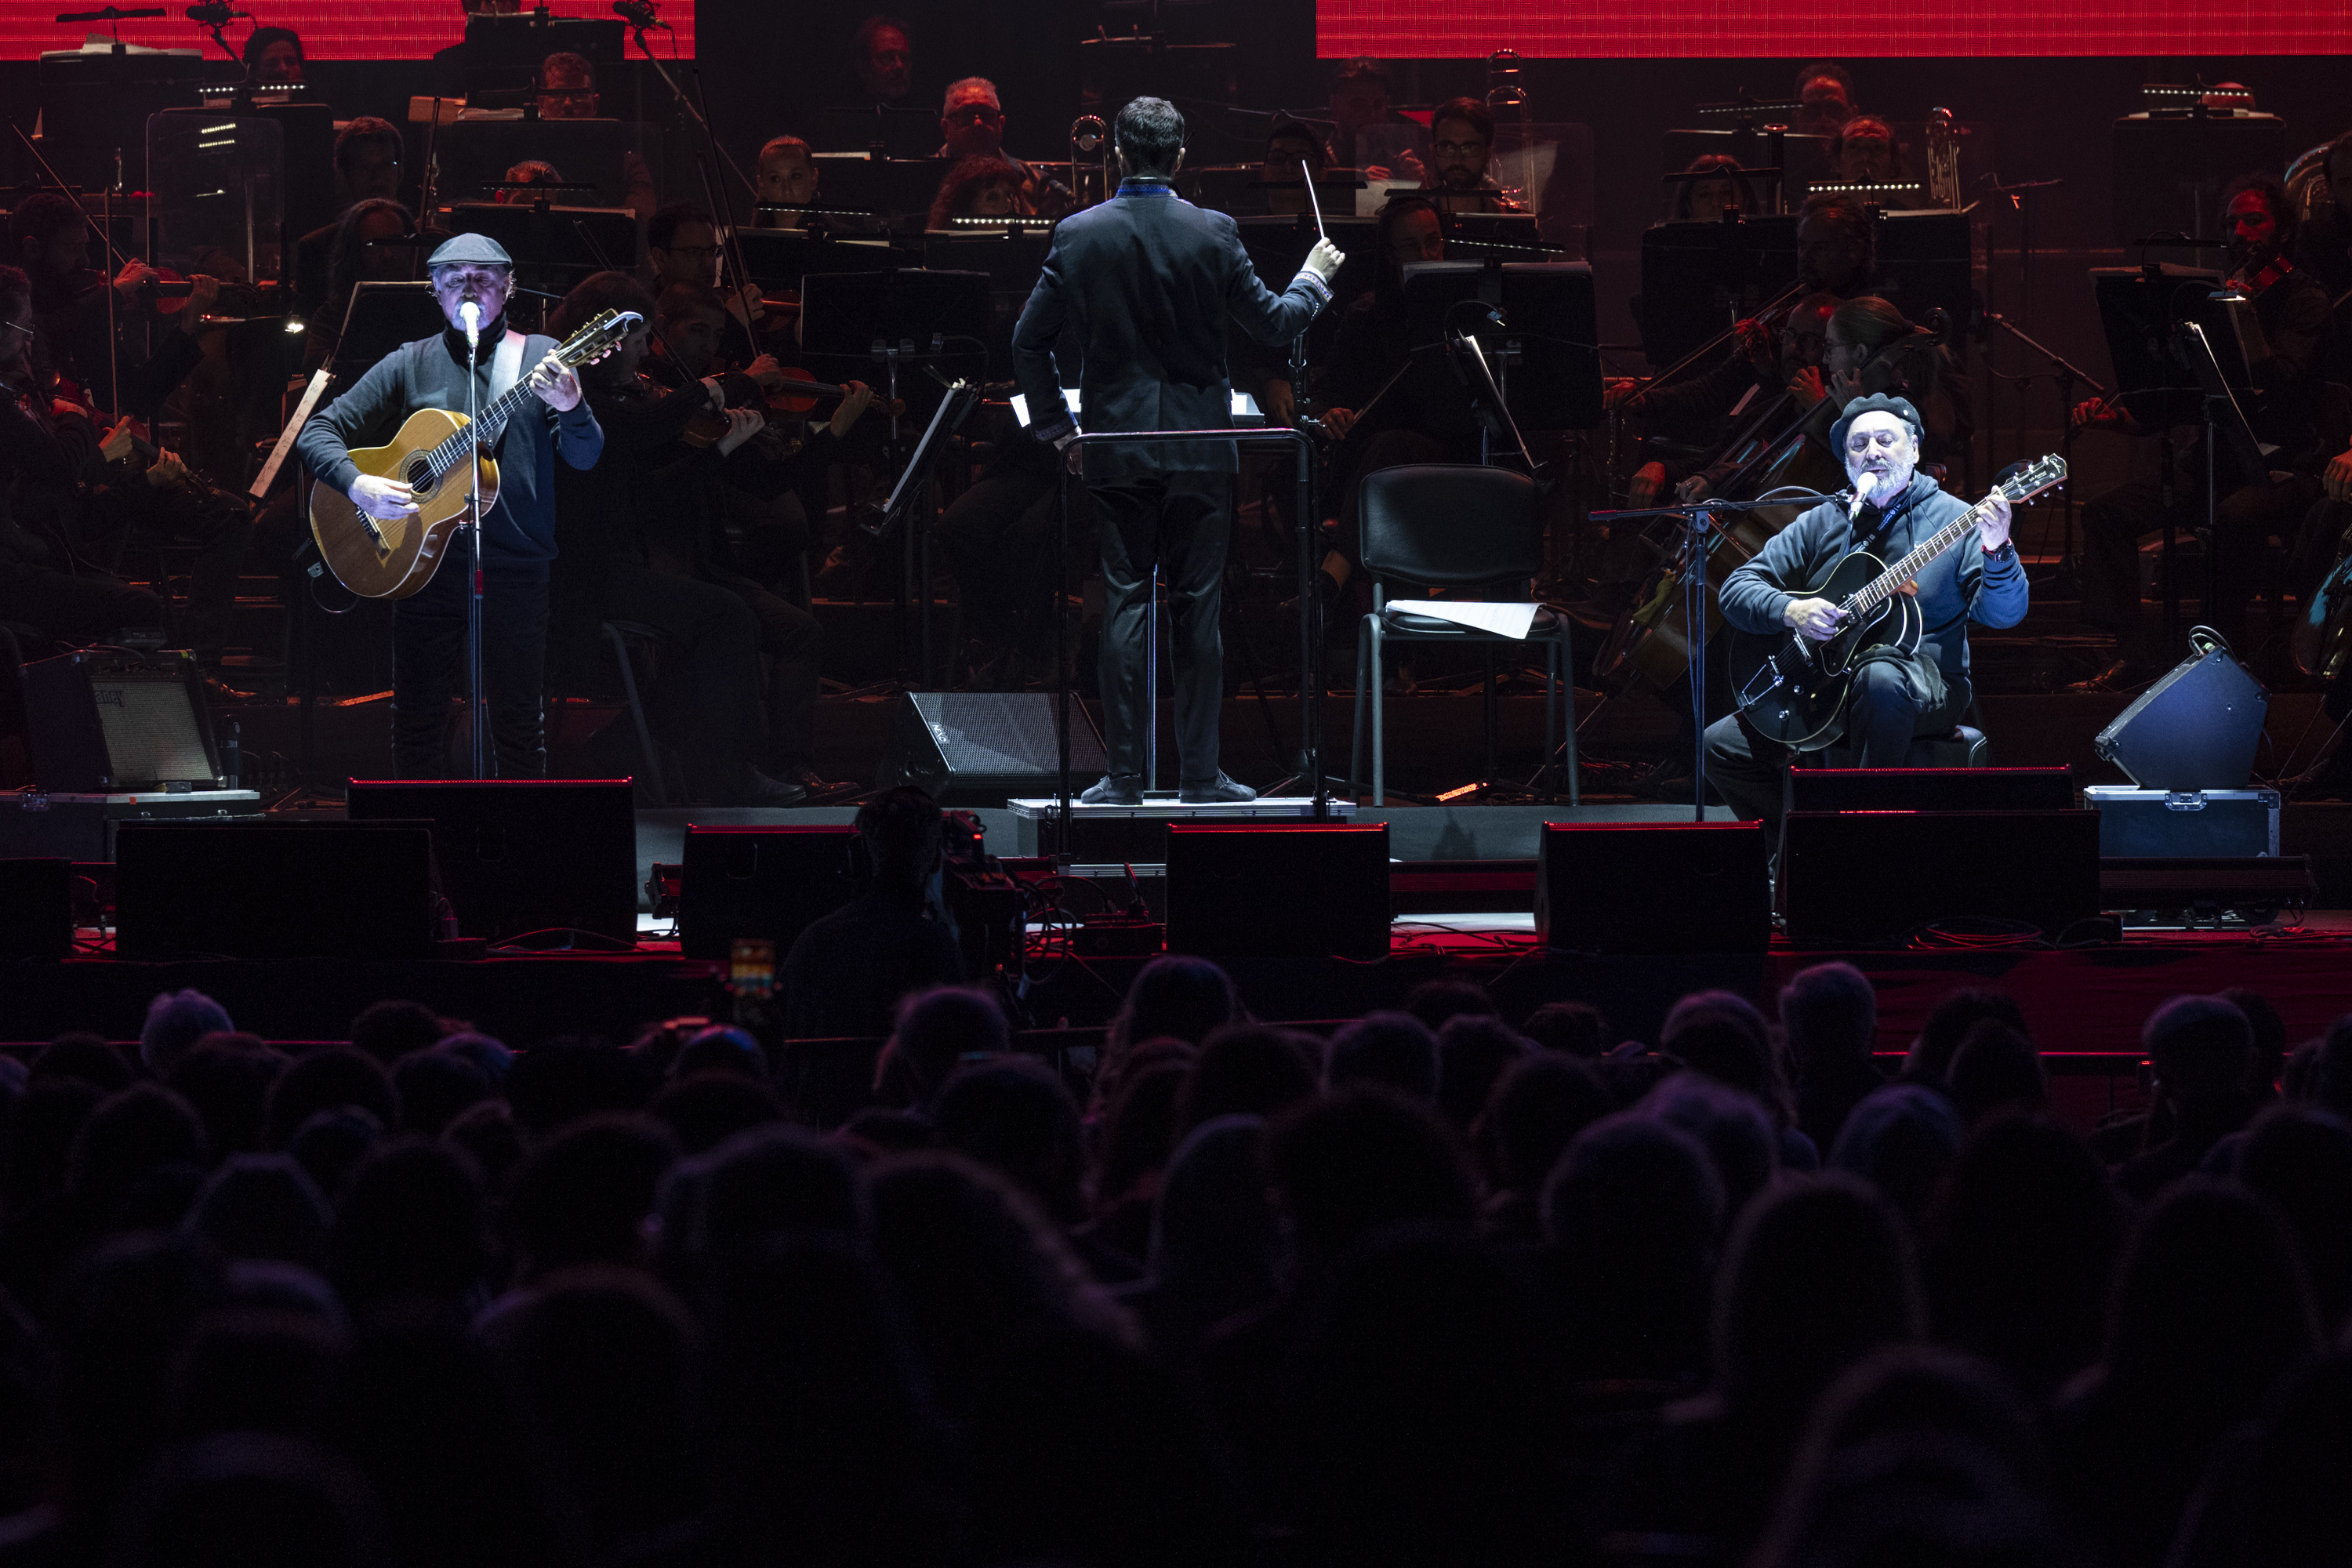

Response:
(445, 201), (638, 293)
(1402, 261), (1602, 432)
(2091, 263), (2222, 651)
(1635, 212), (1800, 368)
(808, 106), (937, 161)
(2180, 317), (2278, 654)
(804, 156), (953, 229)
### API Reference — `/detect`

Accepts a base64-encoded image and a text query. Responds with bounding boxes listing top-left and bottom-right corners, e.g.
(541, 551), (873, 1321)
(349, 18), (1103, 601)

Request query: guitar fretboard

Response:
(419, 359), (545, 482)
(1840, 487), (2016, 615)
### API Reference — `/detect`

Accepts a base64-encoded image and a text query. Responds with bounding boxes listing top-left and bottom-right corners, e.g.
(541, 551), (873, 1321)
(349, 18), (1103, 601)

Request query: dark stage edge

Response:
(12, 918), (2350, 1066)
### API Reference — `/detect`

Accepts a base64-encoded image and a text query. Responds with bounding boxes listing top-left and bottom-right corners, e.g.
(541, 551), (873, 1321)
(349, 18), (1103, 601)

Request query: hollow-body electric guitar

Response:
(307, 307), (633, 599)
(1727, 455), (2067, 750)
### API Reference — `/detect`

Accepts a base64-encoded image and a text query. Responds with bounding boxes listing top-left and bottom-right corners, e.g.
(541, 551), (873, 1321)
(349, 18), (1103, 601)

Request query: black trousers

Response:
(593, 564), (768, 798)
(702, 565), (822, 771)
(2079, 474), (2321, 657)
(1702, 650), (1965, 852)
(1091, 470), (1229, 783)
(0, 565), (162, 650)
(391, 558), (550, 779)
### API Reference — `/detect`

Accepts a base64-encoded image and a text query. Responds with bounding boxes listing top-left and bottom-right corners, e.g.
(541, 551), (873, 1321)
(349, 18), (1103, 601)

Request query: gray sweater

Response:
(1719, 473), (2029, 689)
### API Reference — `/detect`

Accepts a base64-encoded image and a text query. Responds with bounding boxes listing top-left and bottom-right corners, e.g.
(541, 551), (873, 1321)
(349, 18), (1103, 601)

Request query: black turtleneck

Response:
(296, 310), (604, 569)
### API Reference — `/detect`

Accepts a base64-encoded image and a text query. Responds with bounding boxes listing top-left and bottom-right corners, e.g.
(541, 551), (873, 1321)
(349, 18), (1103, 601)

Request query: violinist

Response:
(2068, 174), (2336, 690)
(9, 193), (217, 423)
(0, 264), (167, 649)
(645, 204), (773, 361)
(1666, 294), (1968, 507)
(648, 280), (878, 594)
(548, 273), (831, 804)
(1609, 192), (1877, 429)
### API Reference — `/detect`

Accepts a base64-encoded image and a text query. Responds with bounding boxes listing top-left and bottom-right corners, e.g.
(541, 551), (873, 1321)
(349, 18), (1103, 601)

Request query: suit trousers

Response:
(1091, 470), (1229, 783)
(1702, 651), (1965, 853)
(391, 559), (549, 779)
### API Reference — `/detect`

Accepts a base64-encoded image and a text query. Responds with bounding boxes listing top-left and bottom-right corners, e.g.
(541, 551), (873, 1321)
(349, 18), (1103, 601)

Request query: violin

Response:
(681, 365), (903, 448)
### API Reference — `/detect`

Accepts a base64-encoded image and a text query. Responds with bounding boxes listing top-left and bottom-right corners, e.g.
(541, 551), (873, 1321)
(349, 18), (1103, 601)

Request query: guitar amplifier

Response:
(20, 650), (226, 793)
(2092, 642), (2267, 790)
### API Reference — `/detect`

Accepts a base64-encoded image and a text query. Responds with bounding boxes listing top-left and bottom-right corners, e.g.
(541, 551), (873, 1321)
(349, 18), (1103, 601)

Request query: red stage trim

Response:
(1316, 1), (2352, 58)
(0, 2), (695, 64)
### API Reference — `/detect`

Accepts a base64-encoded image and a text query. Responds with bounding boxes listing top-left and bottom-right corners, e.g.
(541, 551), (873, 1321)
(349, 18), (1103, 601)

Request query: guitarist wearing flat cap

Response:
(297, 232), (604, 779)
(1704, 393), (2027, 852)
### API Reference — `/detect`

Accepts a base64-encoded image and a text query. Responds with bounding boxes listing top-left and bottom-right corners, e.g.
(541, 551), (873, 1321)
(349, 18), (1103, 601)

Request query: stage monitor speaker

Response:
(114, 824), (438, 960)
(876, 692), (1109, 807)
(1165, 823), (1390, 960)
(1786, 766), (2075, 815)
(21, 650), (224, 793)
(680, 826), (861, 962)
(346, 779), (637, 942)
(1781, 810), (2101, 946)
(0, 859), (72, 960)
(1534, 821), (1771, 953)
(2093, 642), (2267, 791)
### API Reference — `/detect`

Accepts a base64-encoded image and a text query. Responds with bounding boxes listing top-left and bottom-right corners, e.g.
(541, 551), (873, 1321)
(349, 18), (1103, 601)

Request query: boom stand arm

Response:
(1590, 491), (1849, 822)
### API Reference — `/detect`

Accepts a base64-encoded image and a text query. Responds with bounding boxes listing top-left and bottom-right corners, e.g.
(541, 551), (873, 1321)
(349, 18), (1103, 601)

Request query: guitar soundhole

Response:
(405, 459), (436, 497)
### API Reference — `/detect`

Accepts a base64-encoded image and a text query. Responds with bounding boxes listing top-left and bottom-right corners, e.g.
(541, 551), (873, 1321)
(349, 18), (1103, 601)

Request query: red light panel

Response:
(0, 2), (695, 64)
(1317, 1), (2352, 57)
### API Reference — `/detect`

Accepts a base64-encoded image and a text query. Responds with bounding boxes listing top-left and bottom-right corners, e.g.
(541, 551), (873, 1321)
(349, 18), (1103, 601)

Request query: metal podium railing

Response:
(1052, 427), (1321, 858)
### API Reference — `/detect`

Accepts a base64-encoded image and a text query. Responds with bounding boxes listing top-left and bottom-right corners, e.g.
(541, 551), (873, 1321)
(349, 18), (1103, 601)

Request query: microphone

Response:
(612, 0), (662, 26)
(1849, 471), (1876, 521)
(459, 299), (481, 351)
(185, 2), (248, 24)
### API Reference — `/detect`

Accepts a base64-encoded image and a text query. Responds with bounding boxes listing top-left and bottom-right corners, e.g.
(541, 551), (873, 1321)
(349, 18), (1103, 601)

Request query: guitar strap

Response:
(482, 331), (527, 453)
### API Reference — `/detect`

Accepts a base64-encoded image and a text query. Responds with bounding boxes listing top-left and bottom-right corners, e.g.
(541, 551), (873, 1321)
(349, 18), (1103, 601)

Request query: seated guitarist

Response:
(296, 233), (603, 779)
(1702, 394), (2025, 853)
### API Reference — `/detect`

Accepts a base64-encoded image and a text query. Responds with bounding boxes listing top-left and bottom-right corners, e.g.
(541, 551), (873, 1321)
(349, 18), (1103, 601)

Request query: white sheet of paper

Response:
(1402, 601), (1541, 639)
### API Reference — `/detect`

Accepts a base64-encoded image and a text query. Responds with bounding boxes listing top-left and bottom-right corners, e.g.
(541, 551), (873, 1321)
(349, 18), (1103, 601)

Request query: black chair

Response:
(1802, 699), (1993, 769)
(1345, 464), (1577, 805)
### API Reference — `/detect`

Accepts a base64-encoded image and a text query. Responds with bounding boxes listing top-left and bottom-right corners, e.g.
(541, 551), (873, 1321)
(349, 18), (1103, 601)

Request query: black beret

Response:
(1831, 392), (1923, 453)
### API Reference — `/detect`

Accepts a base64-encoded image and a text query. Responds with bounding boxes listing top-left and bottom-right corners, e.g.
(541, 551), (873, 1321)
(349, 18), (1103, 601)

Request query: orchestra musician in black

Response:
(2068, 174), (2337, 689)
(1702, 394), (2024, 855)
(1013, 95), (1344, 804)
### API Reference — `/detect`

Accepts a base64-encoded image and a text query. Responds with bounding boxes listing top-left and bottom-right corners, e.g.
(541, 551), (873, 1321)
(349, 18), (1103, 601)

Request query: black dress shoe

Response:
(1178, 772), (1257, 804)
(2064, 657), (2153, 694)
(1080, 775), (1143, 806)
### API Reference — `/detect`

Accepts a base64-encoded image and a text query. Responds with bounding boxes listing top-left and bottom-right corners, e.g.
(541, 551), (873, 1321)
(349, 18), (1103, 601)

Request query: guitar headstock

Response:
(556, 308), (641, 371)
(1998, 453), (2067, 507)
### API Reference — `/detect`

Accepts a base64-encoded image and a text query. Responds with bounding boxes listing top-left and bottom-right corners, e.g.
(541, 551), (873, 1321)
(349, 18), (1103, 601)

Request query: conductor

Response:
(1014, 96), (1345, 804)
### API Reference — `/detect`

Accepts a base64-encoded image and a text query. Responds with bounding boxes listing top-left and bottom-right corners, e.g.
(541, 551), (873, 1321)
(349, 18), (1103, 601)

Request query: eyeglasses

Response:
(944, 106), (1000, 124)
(1432, 140), (1488, 158)
(659, 245), (723, 260)
(430, 267), (510, 289)
(0, 319), (33, 339)
(539, 88), (597, 103)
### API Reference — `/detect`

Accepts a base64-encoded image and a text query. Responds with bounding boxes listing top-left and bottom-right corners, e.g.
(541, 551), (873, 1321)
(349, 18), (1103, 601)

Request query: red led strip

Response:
(0, 2), (695, 63)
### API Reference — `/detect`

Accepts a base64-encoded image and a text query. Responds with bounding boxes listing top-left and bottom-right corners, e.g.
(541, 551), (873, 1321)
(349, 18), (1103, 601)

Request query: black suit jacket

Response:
(1012, 181), (1330, 477)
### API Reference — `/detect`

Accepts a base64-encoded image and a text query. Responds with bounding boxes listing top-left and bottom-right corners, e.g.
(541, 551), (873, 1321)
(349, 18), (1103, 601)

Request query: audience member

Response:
(1922, 1114), (2125, 1400)
(349, 1001), (447, 1066)
(1435, 1015), (1530, 1134)
(1544, 1113), (1722, 1396)
(2047, 1178), (2319, 1568)
(1399, 978), (1498, 1033)
(871, 985), (1008, 1108)
(782, 789), (965, 1040)
(1115, 1115), (1280, 1362)
(1828, 1083), (1962, 1225)
(1945, 1018), (2049, 1124)
(1904, 987), (2028, 1082)
(2233, 1105), (2352, 1334)
(1325, 1011), (1439, 1100)
(1172, 1024), (1319, 1134)
(140, 990), (234, 1078)
(2115, 995), (2260, 1199)
(1521, 1000), (1611, 1057)
(1476, 1053), (1610, 1245)
(1780, 961), (1886, 1153)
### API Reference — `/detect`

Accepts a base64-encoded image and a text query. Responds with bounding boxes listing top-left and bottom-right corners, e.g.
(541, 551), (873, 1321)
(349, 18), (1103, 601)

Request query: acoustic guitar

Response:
(308, 307), (633, 600)
(1726, 455), (2067, 750)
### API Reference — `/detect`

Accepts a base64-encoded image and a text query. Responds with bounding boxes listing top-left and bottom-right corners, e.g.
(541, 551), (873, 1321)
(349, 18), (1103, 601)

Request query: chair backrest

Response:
(1359, 464), (1544, 590)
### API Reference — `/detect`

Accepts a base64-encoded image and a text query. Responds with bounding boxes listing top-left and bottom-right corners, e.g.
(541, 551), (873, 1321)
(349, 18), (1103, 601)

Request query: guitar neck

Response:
(1842, 495), (1997, 615)
(422, 370), (540, 481)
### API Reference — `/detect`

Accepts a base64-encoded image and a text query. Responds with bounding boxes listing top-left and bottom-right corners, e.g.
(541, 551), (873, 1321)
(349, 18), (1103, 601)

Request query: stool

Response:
(1806, 724), (1992, 770)
(601, 620), (676, 806)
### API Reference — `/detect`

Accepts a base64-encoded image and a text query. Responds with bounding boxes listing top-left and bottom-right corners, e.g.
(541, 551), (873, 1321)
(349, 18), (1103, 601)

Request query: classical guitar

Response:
(307, 307), (633, 600)
(1727, 454), (2067, 750)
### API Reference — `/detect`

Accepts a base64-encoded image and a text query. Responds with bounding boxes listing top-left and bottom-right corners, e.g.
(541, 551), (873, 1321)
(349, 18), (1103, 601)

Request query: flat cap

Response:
(426, 232), (514, 269)
(1831, 391), (1923, 453)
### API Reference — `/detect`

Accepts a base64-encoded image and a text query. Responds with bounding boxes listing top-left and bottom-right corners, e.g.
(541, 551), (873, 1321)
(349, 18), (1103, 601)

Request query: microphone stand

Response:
(463, 307), (487, 778)
(1978, 308), (2101, 593)
(1590, 491), (1845, 822)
